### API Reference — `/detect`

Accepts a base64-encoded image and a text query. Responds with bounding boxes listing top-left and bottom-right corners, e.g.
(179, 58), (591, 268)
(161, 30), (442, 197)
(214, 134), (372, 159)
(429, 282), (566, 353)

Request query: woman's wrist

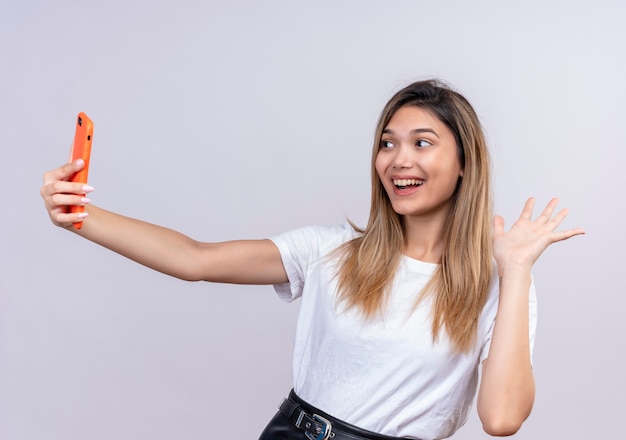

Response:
(497, 258), (533, 279)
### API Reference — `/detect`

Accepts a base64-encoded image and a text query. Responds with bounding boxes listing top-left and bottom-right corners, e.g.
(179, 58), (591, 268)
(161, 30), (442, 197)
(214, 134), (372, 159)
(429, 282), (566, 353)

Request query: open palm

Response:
(493, 198), (585, 276)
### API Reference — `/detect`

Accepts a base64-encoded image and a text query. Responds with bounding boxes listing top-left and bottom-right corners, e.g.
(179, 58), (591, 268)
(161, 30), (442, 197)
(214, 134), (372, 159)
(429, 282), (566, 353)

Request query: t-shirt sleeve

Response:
(269, 223), (355, 303)
(269, 227), (315, 302)
(479, 277), (538, 364)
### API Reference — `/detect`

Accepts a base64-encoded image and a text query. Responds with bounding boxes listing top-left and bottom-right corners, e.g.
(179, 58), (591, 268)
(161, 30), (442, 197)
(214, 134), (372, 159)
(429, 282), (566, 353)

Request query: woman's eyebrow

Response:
(382, 127), (440, 138)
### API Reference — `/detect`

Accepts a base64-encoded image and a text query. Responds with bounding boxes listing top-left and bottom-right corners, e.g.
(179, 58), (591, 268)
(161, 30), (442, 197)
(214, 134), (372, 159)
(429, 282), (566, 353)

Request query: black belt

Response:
(280, 394), (333, 440)
(278, 390), (410, 440)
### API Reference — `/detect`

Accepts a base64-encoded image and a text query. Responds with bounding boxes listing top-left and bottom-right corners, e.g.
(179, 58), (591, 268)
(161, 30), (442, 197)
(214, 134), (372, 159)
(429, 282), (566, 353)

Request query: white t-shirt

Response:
(271, 222), (537, 440)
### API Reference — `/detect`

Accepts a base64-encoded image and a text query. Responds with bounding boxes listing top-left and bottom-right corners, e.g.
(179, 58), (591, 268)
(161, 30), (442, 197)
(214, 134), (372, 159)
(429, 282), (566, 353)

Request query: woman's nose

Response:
(392, 145), (414, 169)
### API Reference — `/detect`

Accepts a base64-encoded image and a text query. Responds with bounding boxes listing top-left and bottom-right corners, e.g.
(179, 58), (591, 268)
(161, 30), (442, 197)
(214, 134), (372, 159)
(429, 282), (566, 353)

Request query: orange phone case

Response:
(69, 112), (94, 229)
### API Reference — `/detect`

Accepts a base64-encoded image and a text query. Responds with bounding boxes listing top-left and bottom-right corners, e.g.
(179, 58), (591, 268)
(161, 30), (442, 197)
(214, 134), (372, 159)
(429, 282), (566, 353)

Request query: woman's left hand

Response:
(493, 198), (585, 276)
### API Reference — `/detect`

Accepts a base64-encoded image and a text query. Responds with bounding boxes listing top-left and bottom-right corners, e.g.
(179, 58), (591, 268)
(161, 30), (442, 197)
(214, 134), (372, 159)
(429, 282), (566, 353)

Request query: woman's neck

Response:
(402, 213), (447, 264)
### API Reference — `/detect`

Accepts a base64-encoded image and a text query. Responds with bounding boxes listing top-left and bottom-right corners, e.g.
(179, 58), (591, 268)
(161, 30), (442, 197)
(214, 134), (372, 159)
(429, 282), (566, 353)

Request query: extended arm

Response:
(477, 198), (585, 436)
(41, 159), (288, 285)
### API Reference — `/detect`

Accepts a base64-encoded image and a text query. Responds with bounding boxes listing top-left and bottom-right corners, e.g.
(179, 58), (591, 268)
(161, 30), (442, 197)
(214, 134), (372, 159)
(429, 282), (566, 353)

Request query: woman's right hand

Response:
(40, 159), (94, 229)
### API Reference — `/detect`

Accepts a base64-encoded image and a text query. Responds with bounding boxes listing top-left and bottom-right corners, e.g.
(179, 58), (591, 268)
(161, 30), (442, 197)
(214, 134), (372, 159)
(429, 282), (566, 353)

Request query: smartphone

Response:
(69, 112), (94, 229)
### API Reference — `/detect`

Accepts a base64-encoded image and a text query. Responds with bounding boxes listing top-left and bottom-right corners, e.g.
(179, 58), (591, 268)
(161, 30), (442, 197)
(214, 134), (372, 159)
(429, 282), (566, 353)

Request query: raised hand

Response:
(40, 159), (94, 228)
(492, 198), (585, 276)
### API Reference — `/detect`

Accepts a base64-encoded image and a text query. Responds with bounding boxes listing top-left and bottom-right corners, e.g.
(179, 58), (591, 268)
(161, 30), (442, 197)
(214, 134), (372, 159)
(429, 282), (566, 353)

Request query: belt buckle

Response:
(305, 414), (333, 440)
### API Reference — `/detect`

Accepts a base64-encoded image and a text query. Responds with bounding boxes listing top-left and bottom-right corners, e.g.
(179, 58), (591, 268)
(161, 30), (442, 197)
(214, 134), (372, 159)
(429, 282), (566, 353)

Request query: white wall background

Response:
(1, 0), (624, 439)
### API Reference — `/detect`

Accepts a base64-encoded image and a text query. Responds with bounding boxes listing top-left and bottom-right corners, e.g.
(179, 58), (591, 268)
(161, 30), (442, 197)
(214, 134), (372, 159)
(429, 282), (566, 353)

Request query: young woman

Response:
(41, 80), (584, 440)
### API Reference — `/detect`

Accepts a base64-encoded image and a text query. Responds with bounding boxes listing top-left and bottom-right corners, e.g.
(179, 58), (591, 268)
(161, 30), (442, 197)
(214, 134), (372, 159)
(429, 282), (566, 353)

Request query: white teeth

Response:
(393, 179), (424, 187)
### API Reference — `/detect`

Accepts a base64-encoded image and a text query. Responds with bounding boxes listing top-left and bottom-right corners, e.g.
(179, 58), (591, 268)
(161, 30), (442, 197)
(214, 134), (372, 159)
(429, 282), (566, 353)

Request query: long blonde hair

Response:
(334, 79), (493, 353)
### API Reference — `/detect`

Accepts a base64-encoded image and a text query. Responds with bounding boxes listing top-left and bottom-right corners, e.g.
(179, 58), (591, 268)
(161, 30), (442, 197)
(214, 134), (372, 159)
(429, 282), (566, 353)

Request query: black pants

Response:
(259, 390), (411, 440)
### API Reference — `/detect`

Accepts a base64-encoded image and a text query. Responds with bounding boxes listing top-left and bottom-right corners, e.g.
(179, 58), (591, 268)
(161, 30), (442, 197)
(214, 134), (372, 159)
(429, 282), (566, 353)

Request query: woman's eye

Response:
(416, 139), (431, 148)
(380, 140), (394, 149)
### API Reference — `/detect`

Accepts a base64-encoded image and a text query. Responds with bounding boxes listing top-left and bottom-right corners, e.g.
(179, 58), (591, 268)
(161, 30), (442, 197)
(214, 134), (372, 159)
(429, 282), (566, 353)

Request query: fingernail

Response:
(81, 197), (92, 204)
(76, 159), (85, 167)
(77, 213), (89, 219)
(82, 185), (94, 193)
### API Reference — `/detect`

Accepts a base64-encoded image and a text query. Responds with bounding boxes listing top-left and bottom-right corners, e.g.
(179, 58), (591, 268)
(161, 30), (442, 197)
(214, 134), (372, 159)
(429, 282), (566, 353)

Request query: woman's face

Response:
(375, 105), (463, 221)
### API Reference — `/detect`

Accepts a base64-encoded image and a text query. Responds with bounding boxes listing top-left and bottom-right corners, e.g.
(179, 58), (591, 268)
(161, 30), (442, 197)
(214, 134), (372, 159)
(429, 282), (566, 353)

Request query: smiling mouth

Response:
(392, 178), (424, 190)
